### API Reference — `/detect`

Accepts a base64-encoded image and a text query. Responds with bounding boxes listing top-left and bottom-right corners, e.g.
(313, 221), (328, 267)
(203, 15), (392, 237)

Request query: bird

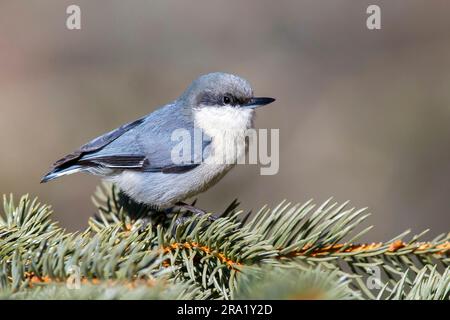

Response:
(41, 72), (275, 216)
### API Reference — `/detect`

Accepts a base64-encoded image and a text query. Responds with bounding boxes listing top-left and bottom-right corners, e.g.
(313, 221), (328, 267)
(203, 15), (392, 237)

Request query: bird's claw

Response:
(175, 202), (217, 222)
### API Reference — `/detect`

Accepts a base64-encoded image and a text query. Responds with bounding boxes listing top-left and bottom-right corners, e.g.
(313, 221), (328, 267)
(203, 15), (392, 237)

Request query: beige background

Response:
(1, 1), (449, 241)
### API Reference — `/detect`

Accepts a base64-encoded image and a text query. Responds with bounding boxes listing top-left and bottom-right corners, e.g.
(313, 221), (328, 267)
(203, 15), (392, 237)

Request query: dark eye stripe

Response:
(198, 92), (218, 106)
(198, 92), (247, 106)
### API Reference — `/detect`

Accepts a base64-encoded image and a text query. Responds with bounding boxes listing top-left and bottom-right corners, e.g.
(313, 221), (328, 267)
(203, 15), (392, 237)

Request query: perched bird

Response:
(41, 72), (275, 215)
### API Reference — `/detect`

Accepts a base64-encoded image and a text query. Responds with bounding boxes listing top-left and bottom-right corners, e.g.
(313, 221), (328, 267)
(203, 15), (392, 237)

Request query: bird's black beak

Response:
(243, 97), (276, 109)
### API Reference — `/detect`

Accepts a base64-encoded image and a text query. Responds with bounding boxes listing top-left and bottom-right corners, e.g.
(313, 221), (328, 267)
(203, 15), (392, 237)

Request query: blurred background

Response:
(1, 0), (449, 241)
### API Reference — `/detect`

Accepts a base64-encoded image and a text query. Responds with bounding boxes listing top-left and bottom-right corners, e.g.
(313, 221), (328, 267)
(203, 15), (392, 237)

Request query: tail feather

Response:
(40, 165), (84, 183)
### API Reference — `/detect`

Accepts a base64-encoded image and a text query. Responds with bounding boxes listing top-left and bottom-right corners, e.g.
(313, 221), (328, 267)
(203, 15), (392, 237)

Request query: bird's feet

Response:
(170, 202), (217, 236)
(174, 201), (217, 222)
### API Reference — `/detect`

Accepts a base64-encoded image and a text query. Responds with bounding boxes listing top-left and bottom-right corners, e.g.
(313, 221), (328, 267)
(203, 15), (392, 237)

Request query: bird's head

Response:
(181, 72), (275, 112)
(179, 72), (275, 134)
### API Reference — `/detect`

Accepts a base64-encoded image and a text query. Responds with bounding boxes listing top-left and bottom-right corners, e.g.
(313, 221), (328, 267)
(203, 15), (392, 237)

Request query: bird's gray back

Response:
(80, 101), (206, 169)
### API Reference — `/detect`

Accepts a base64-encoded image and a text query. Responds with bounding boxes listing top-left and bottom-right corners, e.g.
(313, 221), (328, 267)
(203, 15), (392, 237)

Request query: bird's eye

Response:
(222, 95), (233, 105)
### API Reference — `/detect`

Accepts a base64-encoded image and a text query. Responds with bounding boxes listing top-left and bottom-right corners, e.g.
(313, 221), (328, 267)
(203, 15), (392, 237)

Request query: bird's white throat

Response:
(194, 106), (254, 133)
(194, 106), (255, 164)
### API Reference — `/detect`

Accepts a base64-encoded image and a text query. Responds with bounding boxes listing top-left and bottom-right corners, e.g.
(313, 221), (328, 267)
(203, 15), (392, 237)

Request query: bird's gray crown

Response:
(181, 72), (254, 108)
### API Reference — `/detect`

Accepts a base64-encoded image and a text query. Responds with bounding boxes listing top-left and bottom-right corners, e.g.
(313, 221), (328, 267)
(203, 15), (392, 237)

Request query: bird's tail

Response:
(40, 165), (85, 183)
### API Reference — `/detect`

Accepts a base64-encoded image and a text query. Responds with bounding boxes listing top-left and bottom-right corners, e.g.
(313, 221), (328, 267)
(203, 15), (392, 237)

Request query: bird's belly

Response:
(110, 106), (254, 208)
(110, 163), (234, 208)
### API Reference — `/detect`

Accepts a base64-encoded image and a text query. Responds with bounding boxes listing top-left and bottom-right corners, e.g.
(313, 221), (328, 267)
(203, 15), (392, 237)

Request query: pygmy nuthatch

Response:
(41, 72), (275, 215)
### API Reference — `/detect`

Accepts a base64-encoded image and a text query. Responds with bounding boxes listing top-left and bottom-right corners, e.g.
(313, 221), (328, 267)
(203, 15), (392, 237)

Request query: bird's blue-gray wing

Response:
(41, 108), (210, 183)
(50, 116), (147, 169)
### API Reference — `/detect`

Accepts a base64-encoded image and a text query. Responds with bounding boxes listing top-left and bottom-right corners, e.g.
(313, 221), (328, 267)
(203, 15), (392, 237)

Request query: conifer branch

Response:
(0, 183), (448, 300)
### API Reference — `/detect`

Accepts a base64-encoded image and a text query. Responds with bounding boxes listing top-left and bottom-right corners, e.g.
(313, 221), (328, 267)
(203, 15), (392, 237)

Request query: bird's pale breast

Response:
(111, 106), (255, 208)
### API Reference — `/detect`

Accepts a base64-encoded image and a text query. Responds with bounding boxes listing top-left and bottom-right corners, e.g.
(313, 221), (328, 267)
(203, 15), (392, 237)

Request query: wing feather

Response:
(41, 109), (210, 183)
(52, 117), (146, 168)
